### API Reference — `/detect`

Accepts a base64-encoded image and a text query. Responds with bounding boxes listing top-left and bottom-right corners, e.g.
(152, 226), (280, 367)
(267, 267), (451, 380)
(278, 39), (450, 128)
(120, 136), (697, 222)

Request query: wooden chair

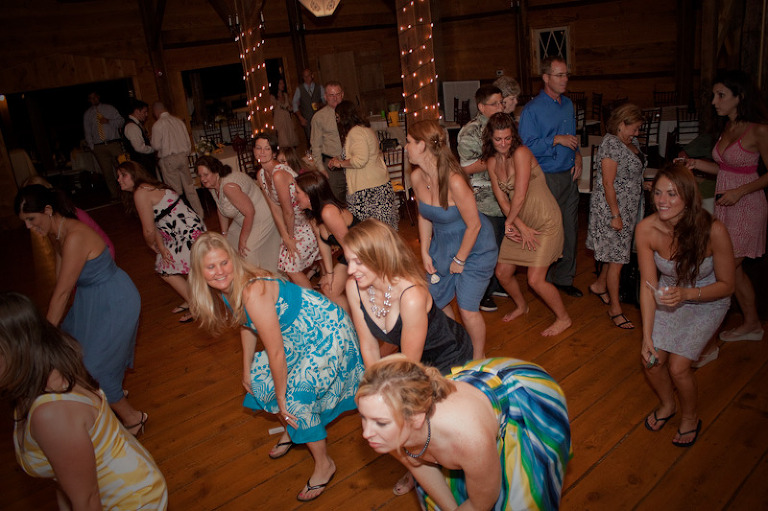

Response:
(638, 107), (661, 150)
(653, 91), (678, 107)
(227, 117), (248, 141)
(585, 92), (603, 135)
(233, 137), (257, 177)
(675, 106), (699, 147)
(639, 107), (662, 167)
(453, 97), (460, 123)
(568, 91), (586, 102)
(383, 146), (414, 225)
(203, 120), (224, 145)
(572, 96), (587, 135)
(458, 99), (471, 126)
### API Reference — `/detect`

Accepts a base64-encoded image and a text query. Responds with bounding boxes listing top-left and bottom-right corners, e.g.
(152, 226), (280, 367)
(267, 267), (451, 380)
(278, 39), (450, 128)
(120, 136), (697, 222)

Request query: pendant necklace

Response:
(403, 418), (431, 458)
(368, 284), (392, 322)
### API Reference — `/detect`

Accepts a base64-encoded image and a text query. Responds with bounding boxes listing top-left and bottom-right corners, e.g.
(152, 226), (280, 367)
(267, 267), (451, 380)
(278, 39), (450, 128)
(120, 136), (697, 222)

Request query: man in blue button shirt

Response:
(519, 56), (583, 298)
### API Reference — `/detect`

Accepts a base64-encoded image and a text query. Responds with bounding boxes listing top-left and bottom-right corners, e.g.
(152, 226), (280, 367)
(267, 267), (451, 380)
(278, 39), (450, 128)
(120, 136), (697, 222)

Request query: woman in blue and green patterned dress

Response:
(188, 232), (364, 502)
(357, 356), (571, 511)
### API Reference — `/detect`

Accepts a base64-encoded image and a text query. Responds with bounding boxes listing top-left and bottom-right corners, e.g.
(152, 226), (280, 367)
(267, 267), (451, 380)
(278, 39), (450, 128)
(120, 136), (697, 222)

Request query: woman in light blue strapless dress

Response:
(406, 120), (496, 359)
(15, 185), (146, 436)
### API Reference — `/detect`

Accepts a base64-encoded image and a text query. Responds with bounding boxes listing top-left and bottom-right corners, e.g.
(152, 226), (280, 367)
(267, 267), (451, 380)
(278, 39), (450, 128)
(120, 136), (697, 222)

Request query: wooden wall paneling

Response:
(436, 16), (519, 82)
(318, 51), (360, 105)
(356, 47), (388, 116)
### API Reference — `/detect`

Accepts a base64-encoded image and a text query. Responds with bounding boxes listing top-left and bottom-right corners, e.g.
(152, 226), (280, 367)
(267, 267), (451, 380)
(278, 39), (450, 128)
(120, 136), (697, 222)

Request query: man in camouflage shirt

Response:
(457, 85), (505, 312)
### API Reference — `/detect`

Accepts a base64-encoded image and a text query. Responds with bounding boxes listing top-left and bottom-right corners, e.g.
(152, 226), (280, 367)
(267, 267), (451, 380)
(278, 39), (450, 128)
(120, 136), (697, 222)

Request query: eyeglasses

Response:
(547, 73), (571, 78)
(483, 101), (503, 107)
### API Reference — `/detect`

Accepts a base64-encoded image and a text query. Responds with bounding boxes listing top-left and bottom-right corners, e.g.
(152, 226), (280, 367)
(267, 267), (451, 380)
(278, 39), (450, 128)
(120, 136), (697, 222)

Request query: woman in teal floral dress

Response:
(188, 232), (364, 502)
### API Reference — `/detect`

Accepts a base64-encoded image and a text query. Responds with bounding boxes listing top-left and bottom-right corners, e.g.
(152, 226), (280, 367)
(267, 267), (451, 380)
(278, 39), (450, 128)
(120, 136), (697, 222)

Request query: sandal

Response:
(171, 304), (189, 314)
(644, 409), (676, 432)
(589, 287), (610, 305)
(392, 471), (415, 496)
(125, 412), (148, 437)
(609, 312), (634, 329)
(179, 311), (194, 323)
(268, 440), (294, 459)
(672, 419), (702, 447)
(296, 471), (335, 502)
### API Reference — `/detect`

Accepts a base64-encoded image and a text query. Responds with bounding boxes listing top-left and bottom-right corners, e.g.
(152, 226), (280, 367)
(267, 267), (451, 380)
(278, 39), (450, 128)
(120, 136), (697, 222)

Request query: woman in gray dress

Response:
(635, 164), (734, 447)
(586, 104), (646, 329)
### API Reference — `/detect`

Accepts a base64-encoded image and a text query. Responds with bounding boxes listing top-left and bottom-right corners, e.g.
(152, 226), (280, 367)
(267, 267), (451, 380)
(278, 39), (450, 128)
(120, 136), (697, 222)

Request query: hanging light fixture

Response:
(298, 0), (340, 17)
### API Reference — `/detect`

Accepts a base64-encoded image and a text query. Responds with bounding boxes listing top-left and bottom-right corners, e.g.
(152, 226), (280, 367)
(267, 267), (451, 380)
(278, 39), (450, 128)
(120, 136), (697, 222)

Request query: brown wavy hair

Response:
(652, 163), (713, 285)
(0, 292), (98, 420)
(407, 119), (469, 209)
(481, 112), (523, 160)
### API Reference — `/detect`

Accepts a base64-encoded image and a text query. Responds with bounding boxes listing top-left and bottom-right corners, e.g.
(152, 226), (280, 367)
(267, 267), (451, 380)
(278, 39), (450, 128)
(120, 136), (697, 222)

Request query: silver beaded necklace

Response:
(367, 284), (392, 319)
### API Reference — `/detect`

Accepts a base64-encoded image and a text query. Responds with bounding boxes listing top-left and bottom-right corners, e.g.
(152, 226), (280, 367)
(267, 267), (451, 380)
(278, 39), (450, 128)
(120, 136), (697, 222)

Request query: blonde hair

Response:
(188, 232), (272, 333)
(356, 355), (456, 427)
(344, 219), (426, 289)
(407, 120), (469, 209)
(606, 103), (644, 135)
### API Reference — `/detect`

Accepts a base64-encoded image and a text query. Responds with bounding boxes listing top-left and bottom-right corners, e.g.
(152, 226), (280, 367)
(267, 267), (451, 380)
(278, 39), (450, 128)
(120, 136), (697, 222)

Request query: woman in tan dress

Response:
(483, 113), (571, 336)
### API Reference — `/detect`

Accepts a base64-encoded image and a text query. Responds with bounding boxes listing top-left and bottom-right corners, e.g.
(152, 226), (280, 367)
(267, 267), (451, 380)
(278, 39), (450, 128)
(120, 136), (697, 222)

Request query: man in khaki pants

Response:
(150, 102), (205, 218)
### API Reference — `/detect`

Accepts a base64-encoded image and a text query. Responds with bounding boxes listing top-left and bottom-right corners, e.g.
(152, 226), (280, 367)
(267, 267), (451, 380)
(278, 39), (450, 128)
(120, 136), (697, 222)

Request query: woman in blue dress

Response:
(15, 185), (145, 435)
(188, 232), (364, 501)
(407, 120), (497, 359)
(357, 356), (571, 510)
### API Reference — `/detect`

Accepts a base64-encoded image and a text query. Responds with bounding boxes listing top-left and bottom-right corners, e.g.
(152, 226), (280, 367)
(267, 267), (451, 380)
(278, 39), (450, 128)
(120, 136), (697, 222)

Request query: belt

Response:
(93, 139), (121, 146)
(321, 153), (335, 161)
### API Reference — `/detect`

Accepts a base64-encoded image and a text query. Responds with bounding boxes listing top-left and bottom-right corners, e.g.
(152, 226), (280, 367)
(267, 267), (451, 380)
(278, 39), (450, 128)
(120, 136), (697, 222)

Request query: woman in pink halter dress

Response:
(686, 70), (768, 346)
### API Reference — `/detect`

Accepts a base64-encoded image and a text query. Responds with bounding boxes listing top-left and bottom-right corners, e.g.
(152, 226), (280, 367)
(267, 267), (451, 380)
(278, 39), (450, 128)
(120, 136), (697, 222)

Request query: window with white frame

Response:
(531, 26), (572, 74)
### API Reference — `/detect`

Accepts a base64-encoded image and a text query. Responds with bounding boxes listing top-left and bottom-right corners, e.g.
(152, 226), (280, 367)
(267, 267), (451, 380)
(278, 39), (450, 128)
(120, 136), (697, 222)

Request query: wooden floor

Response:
(2, 197), (768, 510)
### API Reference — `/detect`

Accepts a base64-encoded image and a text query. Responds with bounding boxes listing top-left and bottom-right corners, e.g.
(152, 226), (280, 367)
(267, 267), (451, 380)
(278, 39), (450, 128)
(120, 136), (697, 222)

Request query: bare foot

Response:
(502, 305), (529, 323)
(298, 458), (336, 501)
(541, 318), (572, 336)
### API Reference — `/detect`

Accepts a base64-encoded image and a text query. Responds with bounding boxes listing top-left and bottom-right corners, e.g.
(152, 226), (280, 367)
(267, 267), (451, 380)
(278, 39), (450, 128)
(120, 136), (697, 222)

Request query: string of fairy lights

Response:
(398, 0), (440, 122)
(230, 9), (273, 135)
(227, 1), (440, 132)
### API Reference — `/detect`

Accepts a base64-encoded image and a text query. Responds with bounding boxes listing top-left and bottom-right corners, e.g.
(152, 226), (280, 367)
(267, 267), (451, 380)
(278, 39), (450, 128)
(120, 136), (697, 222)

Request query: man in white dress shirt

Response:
(150, 102), (205, 218)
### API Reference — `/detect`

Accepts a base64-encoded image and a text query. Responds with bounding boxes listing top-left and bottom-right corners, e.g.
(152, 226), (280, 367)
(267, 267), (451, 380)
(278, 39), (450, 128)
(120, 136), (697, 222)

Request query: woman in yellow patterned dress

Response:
(1, 292), (167, 510)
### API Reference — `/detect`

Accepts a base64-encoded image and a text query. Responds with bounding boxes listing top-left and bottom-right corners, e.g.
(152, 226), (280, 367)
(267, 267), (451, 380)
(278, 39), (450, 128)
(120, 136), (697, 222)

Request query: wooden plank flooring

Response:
(2, 198), (767, 510)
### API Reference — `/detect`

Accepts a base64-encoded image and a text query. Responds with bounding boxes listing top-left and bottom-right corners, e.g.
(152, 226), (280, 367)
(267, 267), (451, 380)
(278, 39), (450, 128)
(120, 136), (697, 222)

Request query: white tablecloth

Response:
(213, 145), (239, 171)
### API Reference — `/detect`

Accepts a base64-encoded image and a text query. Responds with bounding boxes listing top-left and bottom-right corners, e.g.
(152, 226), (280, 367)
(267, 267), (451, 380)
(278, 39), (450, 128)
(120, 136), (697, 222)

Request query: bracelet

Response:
(452, 256), (466, 266)
(697, 287), (702, 301)
(221, 231), (227, 235)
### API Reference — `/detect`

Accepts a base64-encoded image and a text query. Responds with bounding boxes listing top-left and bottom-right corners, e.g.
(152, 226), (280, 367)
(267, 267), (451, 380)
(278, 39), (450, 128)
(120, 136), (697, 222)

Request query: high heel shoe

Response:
(125, 412), (148, 437)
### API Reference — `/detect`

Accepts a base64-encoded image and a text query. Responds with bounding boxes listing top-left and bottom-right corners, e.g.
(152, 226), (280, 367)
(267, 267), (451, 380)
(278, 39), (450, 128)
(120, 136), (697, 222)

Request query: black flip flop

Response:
(672, 419), (702, 447)
(268, 440), (294, 459)
(644, 409), (676, 431)
(297, 471), (335, 501)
